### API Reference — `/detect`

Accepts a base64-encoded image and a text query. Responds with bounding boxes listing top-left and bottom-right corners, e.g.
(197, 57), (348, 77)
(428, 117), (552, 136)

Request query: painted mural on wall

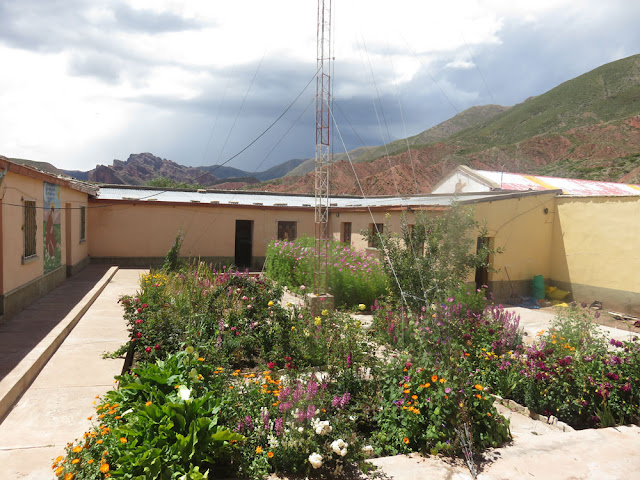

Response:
(43, 182), (61, 273)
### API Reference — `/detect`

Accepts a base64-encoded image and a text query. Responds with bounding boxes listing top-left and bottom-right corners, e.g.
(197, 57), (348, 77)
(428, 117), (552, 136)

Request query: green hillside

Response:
(451, 54), (640, 150)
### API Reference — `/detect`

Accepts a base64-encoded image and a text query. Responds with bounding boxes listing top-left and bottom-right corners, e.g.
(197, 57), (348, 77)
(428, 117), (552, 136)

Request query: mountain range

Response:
(8, 53), (640, 195)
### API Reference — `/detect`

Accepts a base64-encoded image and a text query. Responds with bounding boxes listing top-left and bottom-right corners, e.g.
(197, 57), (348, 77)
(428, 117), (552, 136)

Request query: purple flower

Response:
(340, 392), (351, 409)
(275, 417), (284, 436)
(445, 387), (451, 394)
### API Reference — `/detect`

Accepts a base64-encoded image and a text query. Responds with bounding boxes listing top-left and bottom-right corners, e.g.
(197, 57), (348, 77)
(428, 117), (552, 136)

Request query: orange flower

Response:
(197, 357), (204, 362)
(268, 451), (274, 458)
(71, 459), (80, 465)
(88, 459), (94, 464)
(431, 375), (438, 382)
(87, 416), (92, 421)
(474, 384), (483, 391)
(120, 437), (127, 443)
(475, 394), (482, 399)
(96, 439), (103, 444)
(403, 389), (410, 394)
(100, 463), (110, 473)
(72, 446), (83, 453)
(145, 401), (152, 406)
(64, 473), (74, 480)
(55, 466), (64, 476)
(403, 437), (410, 444)
(54, 456), (64, 464)
(411, 395), (418, 400)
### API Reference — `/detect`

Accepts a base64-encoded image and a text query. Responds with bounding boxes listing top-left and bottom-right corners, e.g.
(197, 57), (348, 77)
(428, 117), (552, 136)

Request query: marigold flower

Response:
(197, 357), (204, 362)
(64, 473), (74, 480)
(55, 466), (64, 476)
(268, 451), (274, 458)
(256, 446), (263, 454)
(475, 384), (483, 391)
(431, 375), (438, 382)
(145, 401), (152, 406)
(96, 439), (103, 444)
(88, 459), (94, 464)
(411, 395), (418, 400)
(72, 446), (83, 453)
(100, 463), (110, 473)
(71, 459), (80, 464)
(403, 389), (410, 394)
(120, 437), (127, 443)
(54, 456), (63, 464)
(403, 437), (410, 444)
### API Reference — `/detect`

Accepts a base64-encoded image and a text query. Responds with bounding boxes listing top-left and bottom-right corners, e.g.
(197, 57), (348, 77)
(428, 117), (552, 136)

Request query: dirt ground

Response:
(536, 305), (640, 334)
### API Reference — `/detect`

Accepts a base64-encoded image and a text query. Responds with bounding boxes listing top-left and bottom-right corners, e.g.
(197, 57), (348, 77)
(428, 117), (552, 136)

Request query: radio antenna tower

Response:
(314, 0), (332, 295)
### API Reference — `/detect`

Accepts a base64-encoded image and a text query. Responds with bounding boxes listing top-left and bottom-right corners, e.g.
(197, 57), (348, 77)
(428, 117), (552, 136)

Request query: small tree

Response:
(373, 203), (497, 311)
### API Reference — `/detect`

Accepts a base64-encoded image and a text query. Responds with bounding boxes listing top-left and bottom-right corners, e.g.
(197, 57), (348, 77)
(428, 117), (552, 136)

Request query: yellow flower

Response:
(100, 463), (110, 473)
(55, 466), (64, 476)
(358, 303), (366, 311)
(321, 309), (328, 316)
(291, 326), (295, 330)
(403, 437), (410, 444)
(439, 378), (446, 383)
(314, 316), (322, 326)
(256, 446), (263, 454)
(268, 300), (274, 307)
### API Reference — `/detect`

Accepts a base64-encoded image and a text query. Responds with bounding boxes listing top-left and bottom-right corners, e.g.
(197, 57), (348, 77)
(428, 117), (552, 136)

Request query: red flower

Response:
(154, 344), (161, 350)
(268, 362), (277, 369)
(142, 303), (149, 309)
(136, 332), (142, 338)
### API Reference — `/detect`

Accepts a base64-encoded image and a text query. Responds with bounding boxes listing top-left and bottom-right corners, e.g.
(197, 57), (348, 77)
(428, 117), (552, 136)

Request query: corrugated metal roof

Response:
(95, 187), (532, 208)
(476, 170), (640, 196)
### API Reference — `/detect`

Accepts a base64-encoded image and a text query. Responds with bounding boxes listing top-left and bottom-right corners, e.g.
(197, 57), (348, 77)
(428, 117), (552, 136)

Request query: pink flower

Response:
(268, 362), (276, 369)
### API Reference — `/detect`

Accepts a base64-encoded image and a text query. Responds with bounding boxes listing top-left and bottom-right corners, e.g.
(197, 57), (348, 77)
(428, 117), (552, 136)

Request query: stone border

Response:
(492, 394), (574, 432)
(0, 266), (118, 422)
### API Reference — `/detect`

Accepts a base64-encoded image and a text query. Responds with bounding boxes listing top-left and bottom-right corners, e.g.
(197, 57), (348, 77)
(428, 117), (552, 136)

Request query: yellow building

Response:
(0, 156), (96, 321)
(2, 157), (639, 321)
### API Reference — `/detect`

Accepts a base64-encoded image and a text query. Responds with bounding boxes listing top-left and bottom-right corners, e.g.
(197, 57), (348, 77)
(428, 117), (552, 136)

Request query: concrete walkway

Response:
(0, 267), (145, 479)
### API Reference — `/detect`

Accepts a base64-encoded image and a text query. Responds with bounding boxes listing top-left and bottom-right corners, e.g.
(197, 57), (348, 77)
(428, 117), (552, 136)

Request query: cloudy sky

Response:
(0, 0), (638, 173)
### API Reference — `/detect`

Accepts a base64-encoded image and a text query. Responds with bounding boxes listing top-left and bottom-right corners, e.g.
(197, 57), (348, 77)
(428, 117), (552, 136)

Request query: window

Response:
(80, 206), (86, 242)
(341, 222), (352, 244)
(277, 221), (297, 241)
(368, 223), (384, 248)
(408, 224), (424, 256)
(23, 200), (37, 259)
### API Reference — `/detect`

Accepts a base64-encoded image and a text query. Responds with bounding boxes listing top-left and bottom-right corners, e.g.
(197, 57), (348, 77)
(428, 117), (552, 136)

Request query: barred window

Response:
(277, 221), (297, 241)
(341, 222), (352, 244)
(368, 223), (383, 248)
(80, 206), (86, 241)
(23, 200), (37, 258)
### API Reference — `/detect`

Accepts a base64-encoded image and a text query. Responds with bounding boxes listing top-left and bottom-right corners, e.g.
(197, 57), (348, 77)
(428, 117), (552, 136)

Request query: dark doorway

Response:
(235, 220), (253, 269)
(475, 237), (491, 291)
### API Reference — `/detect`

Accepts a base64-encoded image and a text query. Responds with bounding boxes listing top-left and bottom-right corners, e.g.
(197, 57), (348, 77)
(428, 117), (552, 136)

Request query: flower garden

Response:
(53, 225), (640, 479)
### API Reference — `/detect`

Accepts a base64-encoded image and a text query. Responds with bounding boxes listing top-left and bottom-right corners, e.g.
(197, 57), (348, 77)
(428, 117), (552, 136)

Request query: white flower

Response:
(298, 427), (304, 433)
(330, 438), (348, 457)
(311, 418), (332, 435)
(308, 452), (323, 469)
(362, 445), (374, 457)
(177, 385), (191, 401)
(267, 434), (279, 448)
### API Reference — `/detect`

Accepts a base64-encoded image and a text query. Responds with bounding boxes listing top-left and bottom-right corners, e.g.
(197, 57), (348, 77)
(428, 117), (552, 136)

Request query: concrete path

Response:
(505, 306), (636, 345)
(0, 268), (145, 479)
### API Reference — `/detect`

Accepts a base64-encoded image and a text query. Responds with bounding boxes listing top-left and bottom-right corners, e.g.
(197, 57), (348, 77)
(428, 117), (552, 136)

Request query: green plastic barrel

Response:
(532, 275), (545, 300)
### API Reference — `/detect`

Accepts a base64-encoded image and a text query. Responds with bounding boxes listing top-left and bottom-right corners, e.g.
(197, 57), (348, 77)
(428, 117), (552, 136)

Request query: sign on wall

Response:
(43, 182), (61, 273)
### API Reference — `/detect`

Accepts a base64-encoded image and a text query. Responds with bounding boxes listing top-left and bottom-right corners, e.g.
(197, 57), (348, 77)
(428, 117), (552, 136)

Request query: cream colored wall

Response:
(329, 210), (418, 251)
(88, 202), (318, 258)
(551, 196), (640, 293)
(65, 190), (89, 267)
(1, 172), (91, 294)
(472, 193), (557, 284)
(2, 172), (44, 293)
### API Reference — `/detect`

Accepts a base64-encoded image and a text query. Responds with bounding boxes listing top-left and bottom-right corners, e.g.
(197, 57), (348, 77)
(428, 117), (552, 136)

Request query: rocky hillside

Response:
(256, 54), (640, 195)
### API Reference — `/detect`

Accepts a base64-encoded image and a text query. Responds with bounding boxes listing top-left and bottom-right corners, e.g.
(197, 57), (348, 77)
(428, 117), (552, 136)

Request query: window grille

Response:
(23, 200), (37, 258)
(277, 221), (297, 241)
(368, 223), (383, 248)
(341, 222), (352, 244)
(80, 206), (86, 241)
